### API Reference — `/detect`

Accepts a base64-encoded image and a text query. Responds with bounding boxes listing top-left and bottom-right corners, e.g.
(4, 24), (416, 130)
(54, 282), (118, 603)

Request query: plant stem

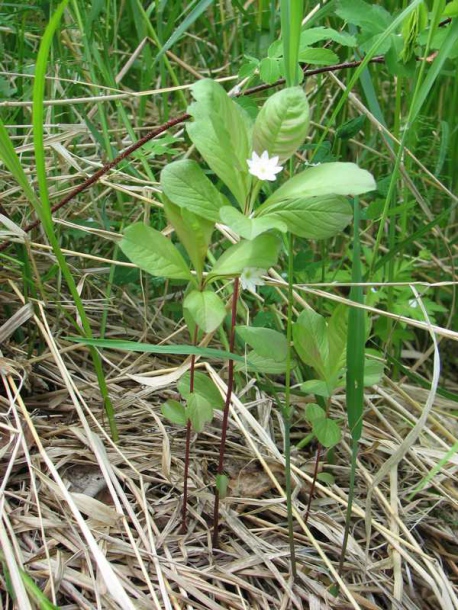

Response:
(303, 443), (322, 526)
(181, 325), (198, 533)
(212, 277), (239, 549)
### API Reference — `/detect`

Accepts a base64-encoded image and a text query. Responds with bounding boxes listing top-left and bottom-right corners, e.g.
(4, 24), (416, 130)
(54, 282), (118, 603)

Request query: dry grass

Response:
(2, 267), (458, 609)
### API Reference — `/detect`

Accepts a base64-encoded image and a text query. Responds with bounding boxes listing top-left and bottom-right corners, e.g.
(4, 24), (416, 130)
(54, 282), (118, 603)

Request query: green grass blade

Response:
(408, 17), (458, 126)
(32, 0), (70, 222)
(154, 0), (214, 66)
(338, 198), (365, 580)
(32, 0), (118, 441)
(346, 200), (365, 441)
(0, 120), (41, 211)
(281, 0), (303, 88)
(66, 337), (249, 364)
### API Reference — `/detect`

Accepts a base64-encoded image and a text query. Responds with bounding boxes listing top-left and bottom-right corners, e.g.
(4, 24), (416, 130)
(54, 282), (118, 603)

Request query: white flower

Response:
(409, 298), (418, 309)
(247, 150), (283, 181)
(240, 268), (266, 293)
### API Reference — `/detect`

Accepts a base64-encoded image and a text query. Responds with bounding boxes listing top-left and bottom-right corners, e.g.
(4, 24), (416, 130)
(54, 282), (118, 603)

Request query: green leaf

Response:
(178, 371), (224, 410)
(235, 350), (295, 374)
(209, 233), (281, 279)
(216, 473), (229, 499)
(263, 163), (376, 203)
(328, 305), (348, 377)
(163, 196), (213, 280)
(161, 159), (228, 222)
(293, 308), (329, 379)
(300, 27), (356, 48)
(304, 403), (326, 423)
(187, 79), (251, 206)
(219, 206), (287, 240)
(298, 48), (339, 65)
(187, 119), (248, 206)
(363, 358), (385, 386)
(444, 0), (458, 17)
(335, 115), (366, 141)
(235, 326), (288, 361)
(301, 379), (331, 398)
(336, 0), (392, 29)
(119, 223), (193, 281)
(313, 417), (342, 448)
(259, 57), (281, 84)
(186, 392), (214, 432)
(183, 290), (226, 333)
(256, 195), (353, 239)
(162, 400), (187, 426)
(252, 87), (310, 164)
(317, 472), (335, 485)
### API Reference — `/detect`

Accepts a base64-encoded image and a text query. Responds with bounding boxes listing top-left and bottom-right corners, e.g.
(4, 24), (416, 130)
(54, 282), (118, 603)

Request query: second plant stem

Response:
(181, 325), (199, 533)
(212, 277), (240, 549)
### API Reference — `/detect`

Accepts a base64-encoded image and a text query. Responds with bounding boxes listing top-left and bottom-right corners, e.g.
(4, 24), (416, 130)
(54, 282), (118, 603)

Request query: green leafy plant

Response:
(116, 75), (375, 543)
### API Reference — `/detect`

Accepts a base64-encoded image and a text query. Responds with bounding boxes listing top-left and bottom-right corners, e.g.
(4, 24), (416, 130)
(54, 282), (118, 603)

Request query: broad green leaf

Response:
(444, 0), (458, 17)
(235, 326), (288, 361)
(328, 305), (348, 377)
(252, 87), (310, 164)
(259, 57), (281, 84)
(187, 119), (248, 206)
(256, 195), (352, 239)
(235, 350), (294, 374)
(188, 79), (251, 160)
(300, 27), (356, 48)
(313, 417), (342, 448)
(335, 0), (392, 29)
(317, 472), (336, 485)
(178, 371), (224, 410)
(219, 206), (287, 240)
(363, 358), (385, 386)
(183, 290), (226, 333)
(163, 196), (213, 280)
(119, 223), (193, 281)
(186, 392), (214, 432)
(263, 163), (376, 204)
(187, 79), (251, 206)
(298, 48), (339, 65)
(161, 159), (228, 222)
(208, 233), (281, 279)
(301, 379), (331, 398)
(293, 308), (329, 380)
(162, 400), (187, 426)
(304, 403), (326, 423)
(216, 474), (229, 499)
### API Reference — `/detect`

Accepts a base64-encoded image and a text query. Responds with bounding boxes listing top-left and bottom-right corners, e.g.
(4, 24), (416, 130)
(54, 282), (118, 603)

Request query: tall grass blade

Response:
(154, 0), (215, 66)
(31, 0), (119, 441)
(281, 0), (303, 88)
(338, 198), (365, 578)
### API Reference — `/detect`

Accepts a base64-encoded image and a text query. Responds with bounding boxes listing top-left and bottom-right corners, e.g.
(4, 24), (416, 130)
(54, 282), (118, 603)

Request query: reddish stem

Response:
(181, 325), (198, 533)
(303, 443), (322, 526)
(212, 277), (239, 549)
